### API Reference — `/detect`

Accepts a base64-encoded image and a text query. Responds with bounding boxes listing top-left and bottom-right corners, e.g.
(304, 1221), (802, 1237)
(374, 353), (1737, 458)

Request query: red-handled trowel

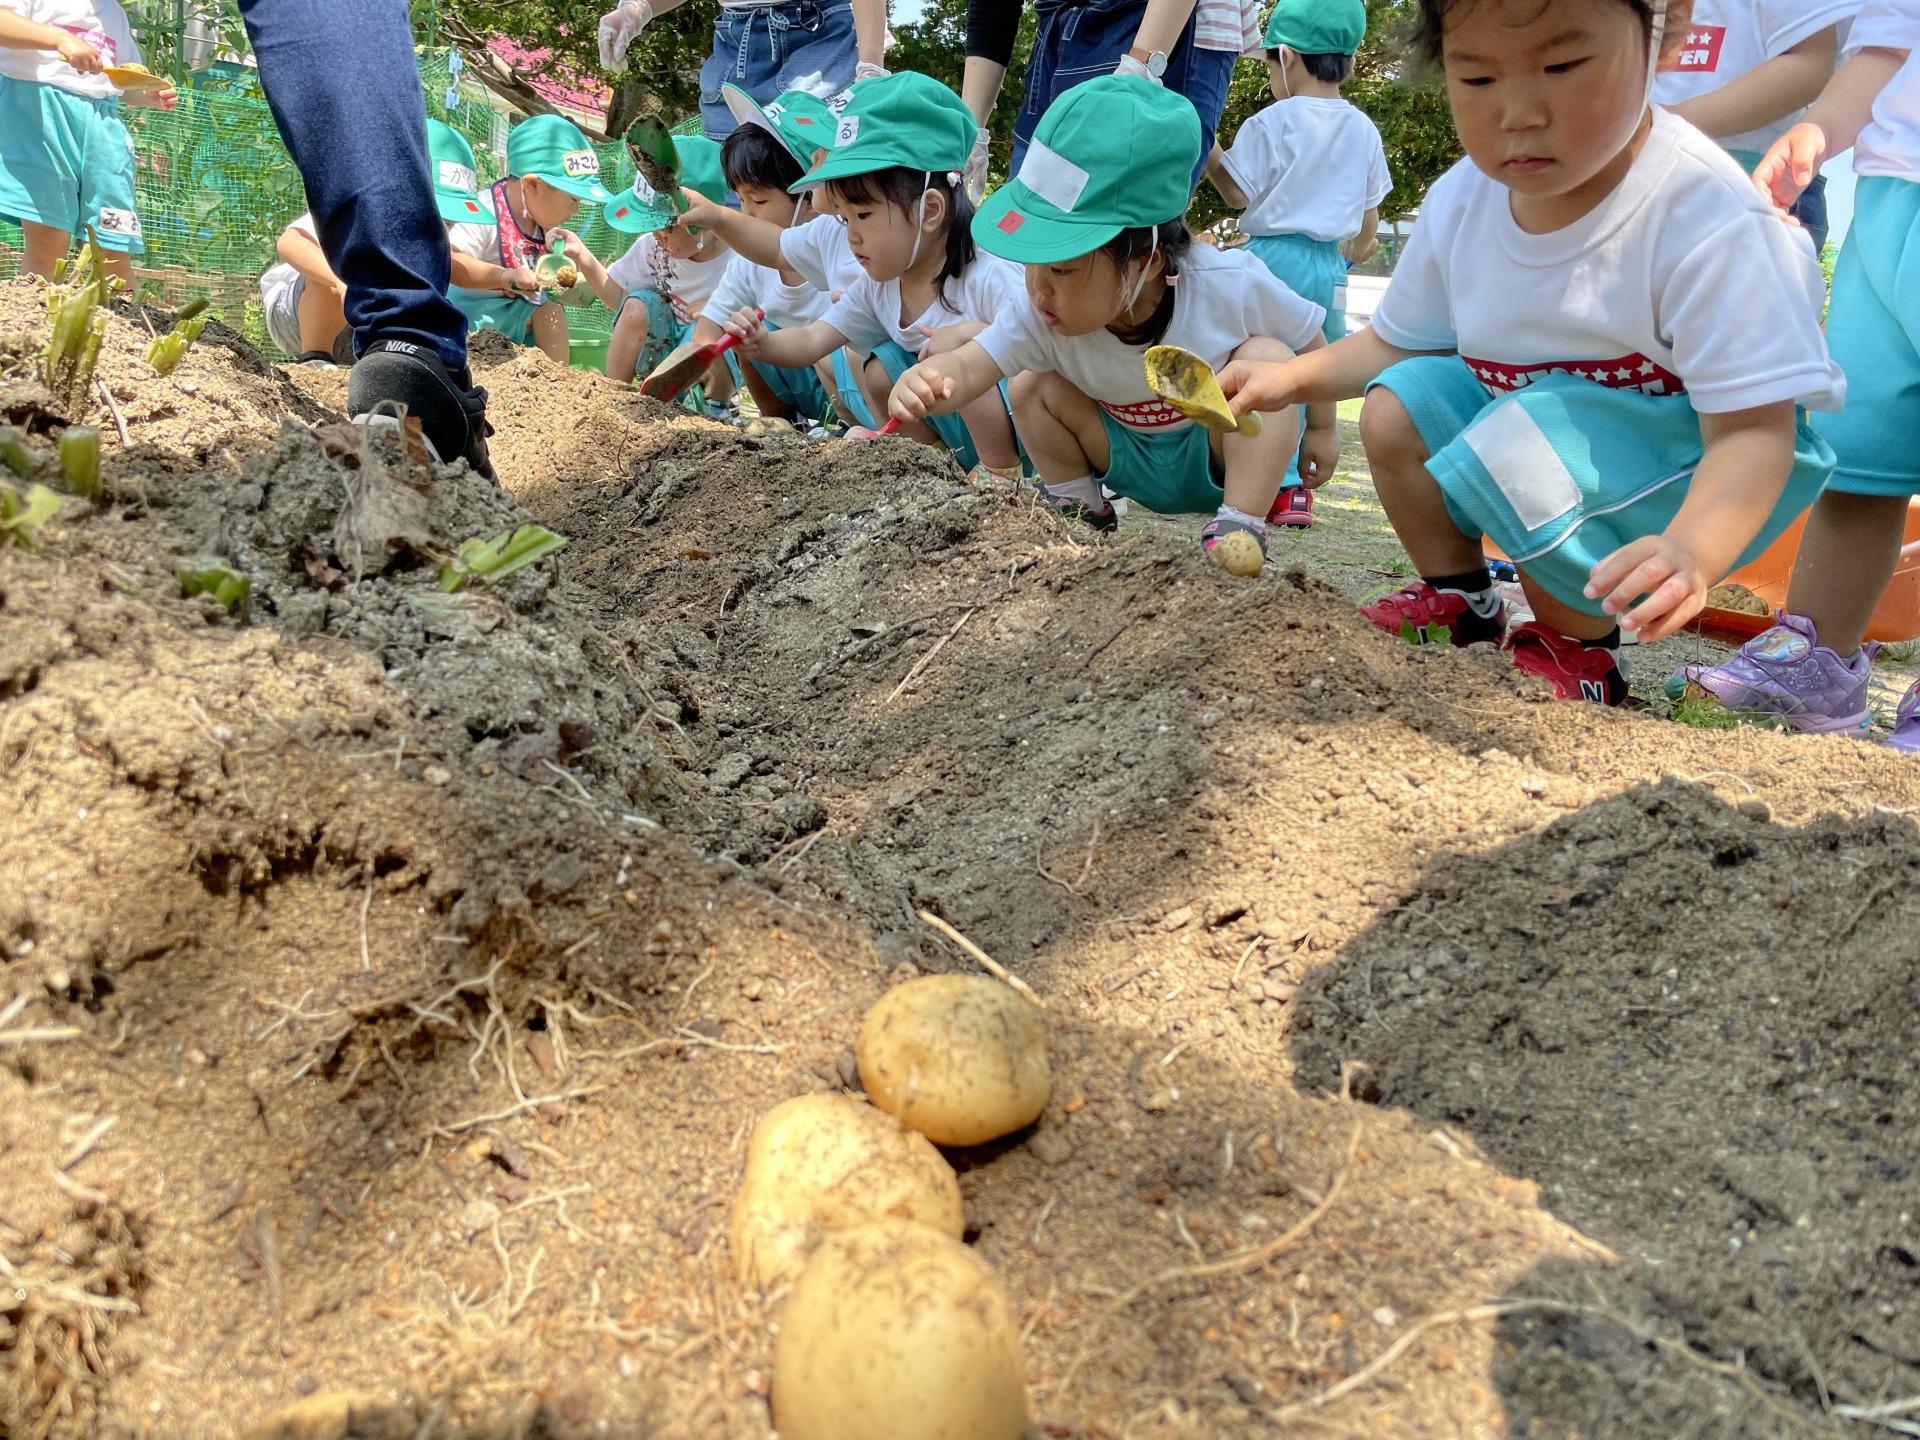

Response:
(638, 308), (761, 403)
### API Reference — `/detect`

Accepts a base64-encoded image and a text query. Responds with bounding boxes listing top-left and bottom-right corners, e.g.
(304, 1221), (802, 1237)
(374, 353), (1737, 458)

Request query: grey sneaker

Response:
(1673, 612), (1874, 734)
(1889, 682), (1920, 755)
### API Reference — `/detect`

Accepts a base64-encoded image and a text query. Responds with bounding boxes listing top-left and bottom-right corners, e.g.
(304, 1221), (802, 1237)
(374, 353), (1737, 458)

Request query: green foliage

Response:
(0, 426), (38, 479)
(148, 301), (218, 376)
(58, 427), (102, 501)
(440, 524), (569, 592)
(890, 0), (1038, 189)
(43, 240), (110, 412)
(0, 480), (61, 552)
(177, 558), (252, 617)
(1398, 617), (1451, 646)
(1195, 0), (1457, 235)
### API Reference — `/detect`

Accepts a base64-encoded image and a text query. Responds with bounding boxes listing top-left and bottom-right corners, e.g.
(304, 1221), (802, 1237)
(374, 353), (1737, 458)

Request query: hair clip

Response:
(946, 169), (964, 187)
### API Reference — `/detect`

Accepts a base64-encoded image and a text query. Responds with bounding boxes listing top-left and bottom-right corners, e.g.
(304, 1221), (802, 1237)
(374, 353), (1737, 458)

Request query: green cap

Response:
(789, 71), (974, 194)
(505, 113), (613, 202)
(427, 119), (494, 224)
(603, 134), (727, 234)
(722, 84), (838, 169)
(1261, 0), (1366, 56)
(974, 75), (1200, 263)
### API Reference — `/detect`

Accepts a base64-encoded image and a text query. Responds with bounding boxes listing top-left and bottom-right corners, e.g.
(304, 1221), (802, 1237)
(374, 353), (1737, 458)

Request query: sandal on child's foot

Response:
(967, 461), (1025, 484)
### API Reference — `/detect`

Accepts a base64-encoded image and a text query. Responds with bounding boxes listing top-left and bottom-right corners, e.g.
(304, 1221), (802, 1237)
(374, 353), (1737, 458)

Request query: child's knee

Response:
(1008, 367), (1057, 421)
(1231, 335), (1299, 366)
(1358, 387), (1426, 469)
(614, 301), (650, 340)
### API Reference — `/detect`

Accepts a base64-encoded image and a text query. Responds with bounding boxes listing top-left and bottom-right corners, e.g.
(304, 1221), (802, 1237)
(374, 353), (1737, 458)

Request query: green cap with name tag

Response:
(974, 75), (1200, 263)
(723, 83), (838, 168)
(603, 133), (727, 233)
(789, 71), (974, 193)
(428, 118), (494, 223)
(505, 113), (612, 202)
(1261, 0), (1366, 55)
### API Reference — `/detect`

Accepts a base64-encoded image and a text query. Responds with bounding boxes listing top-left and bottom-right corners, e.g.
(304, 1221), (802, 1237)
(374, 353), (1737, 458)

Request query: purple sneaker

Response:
(1674, 612), (1874, 734)
(1890, 682), (1920, 755)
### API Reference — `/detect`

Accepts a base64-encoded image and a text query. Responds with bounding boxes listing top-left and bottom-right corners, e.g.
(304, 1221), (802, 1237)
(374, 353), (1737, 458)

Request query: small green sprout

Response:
(0, 426), (40, 479)
(148, 298), (216, 377)
(1399, 619), (1454, 646)
(0, 480), (62, 552)
(178, 558), (251, 619)
(439, 524), (568, 593)
(43, 239), (108, 411)
(58, 427), (101, 501)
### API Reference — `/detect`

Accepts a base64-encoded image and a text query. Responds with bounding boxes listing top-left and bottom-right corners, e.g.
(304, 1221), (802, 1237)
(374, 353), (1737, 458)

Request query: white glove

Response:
(1113, 52), (1161, 82)
(854, 60), (888, 81)
(597, 0), (653, 71)
(964, 126), (990, 204)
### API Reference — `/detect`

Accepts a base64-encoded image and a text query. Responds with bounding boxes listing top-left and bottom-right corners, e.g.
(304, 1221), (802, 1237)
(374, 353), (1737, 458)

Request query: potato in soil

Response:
(729, 1093), (962, 1290)
(772, 1219), (1028, 1440)
(1212, 529), (1264, 578)
(858, 974), (1049, 1146)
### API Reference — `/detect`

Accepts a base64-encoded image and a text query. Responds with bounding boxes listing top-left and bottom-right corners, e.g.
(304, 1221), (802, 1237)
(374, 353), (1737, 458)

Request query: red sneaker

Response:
(1358, 581), (1505, 647)
(1505, 622), (1629, 705)
(1268, 486), (1315, 528)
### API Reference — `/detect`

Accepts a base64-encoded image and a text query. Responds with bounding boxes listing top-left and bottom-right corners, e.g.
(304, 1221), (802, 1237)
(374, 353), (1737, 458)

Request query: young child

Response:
(718, 71), (1027, 479)
(1206, 0), (1388, 527)
(445, 113), (611, 365)
(693, 86), (847, 429)
(1218, 0), (1844, 705)
(578, 134), (737, 410)
(887, 75), (1326, 557)
(1678, 1), (1920, 745)
(1652, 0), (1852, 252)
(0, 0), (175, 284)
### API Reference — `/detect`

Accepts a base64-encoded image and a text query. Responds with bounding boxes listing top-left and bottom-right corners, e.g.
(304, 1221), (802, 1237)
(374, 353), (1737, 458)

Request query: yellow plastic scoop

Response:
(102, 64), (170, 90)
(1143, 345), (1262, 437)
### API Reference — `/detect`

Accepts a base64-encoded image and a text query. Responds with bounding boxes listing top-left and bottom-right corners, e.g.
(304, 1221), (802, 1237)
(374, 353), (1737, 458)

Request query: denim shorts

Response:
(1012, 0), (1227, 192)
(698, 0), (858, 142)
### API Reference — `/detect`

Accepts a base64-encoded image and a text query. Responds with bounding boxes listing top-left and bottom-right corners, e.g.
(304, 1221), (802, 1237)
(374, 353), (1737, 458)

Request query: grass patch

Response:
(1876, 638), (1919, 666)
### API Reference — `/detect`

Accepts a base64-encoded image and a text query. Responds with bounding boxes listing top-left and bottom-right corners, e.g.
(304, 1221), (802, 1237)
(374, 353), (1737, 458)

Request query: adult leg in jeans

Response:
(237, 0), (494, 477)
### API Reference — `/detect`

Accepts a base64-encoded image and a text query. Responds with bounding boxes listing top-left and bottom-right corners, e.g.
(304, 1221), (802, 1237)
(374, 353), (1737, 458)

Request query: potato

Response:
(1212, 528), (1264, 577)
(730, 1094), (962, 1290)
(772, 1219), (1028, 1440)
(858, 975), (1049, 1146)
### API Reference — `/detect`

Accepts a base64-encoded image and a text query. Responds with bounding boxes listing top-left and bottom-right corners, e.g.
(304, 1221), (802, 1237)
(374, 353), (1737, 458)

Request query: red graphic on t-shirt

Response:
(1100, 396), (1190, 429)
(54, 23), (117, 65)
(1673, 24), (1725, 72)
(1462, 352), (1685, 398)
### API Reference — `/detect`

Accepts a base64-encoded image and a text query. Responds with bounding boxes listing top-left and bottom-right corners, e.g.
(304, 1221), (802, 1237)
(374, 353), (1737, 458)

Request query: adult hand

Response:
(854, 60), (887, 81)
(57, 34), (102, 72)
(597, 0), (653, 72)
(964, 126), (990, 204)
(1753, 122), (1825, 220)
(1113, 53), (1161, 83)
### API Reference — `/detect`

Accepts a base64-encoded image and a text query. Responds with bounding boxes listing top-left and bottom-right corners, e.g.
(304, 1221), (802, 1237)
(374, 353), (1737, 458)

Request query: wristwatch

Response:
(1126, 45), (1168, 79)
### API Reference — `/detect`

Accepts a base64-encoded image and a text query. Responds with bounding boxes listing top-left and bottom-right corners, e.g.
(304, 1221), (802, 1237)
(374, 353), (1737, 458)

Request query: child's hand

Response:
(549, 228), (591, 265)
(1344, 233), (1379, 266)
(1585, 533), (1709, 643)
(890, 364), (952, 424)
(503, 266), (540, 294)
(1296, 423), (1340, 488)
(721, 306), (767, 354)
(678, 190), (724, 230)
(1217, 357), (1300, 419)
(57, 34), (102, 72)
(1753, 122), (1827, 218)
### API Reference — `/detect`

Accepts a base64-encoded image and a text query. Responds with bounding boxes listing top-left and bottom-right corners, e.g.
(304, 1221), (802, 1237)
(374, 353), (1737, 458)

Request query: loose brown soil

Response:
(2, 276), (1916, 1440)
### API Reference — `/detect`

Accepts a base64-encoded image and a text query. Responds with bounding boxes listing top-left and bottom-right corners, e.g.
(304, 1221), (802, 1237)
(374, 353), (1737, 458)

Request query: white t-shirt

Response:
(1221, 97), (1392, 242)
(824, 252), (1026, 356)
(975, 245), (1326, 434)
(447, 219), (503, 268)
(1371, 110), (1844, 416)
(0, 0), (139, 98)
(258, 211), (319, 311)
(779, 213), (866, 296)
(1848, 0), (1920, 180)
(702, 250), (829, 332)
(1653, 0), (1859, 154)
(607, 233), (733, 324)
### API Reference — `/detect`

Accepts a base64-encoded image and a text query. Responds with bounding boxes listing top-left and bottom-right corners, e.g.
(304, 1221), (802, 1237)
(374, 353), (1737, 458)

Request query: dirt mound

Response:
(6, 278), (1920, 1439)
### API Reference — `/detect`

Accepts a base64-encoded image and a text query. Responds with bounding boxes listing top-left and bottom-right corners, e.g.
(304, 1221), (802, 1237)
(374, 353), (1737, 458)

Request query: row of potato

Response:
(733, 974), (1051, 1439)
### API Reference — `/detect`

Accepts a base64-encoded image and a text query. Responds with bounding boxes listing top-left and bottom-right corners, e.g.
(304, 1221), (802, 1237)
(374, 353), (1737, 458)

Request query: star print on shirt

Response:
(1461, 353), (1685, 398)
(1673, 24), (1725, 72)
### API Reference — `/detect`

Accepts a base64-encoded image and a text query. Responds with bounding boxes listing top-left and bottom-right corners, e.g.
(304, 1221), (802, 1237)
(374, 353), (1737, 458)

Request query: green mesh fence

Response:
(0, 50), (695, 365)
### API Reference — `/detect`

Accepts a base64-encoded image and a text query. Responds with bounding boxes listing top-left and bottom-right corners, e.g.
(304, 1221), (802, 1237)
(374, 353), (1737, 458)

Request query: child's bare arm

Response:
(1755, 45), (1911, 209)
(548, 228), (613, 304)
(277, 227), (344, 293)
(890, 342), (1005, 422)
(721, 308), (843, 369)
(676, 197), (787, 270)
(1670, 25), (1837, 139)
(448, 249), (535, 295)
(1205, 143), (1249, 211)
(1345, 208), (1381, 265)
(1220, 326), (1417, 417)
(1586, 401), (1799, 641)
(0, 11), (100, 68)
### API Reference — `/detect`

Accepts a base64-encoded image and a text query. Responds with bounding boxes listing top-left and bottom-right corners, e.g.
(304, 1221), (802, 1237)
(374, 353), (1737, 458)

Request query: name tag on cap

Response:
(438, 161), (477, 192)
(835, 115), (859, 146)
(563, 149), (599, 177)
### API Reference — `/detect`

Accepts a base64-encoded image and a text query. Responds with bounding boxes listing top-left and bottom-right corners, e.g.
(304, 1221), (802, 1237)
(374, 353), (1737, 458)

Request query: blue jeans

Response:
(236, 0), (468, 369)
(1793, 173), (1830, 258)
(1012, 0), (1231, 193)
(699, 0), (858, 141)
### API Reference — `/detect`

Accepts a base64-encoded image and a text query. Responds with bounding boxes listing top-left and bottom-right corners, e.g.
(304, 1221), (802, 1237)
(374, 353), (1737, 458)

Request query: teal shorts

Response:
(833, 339), (1012, 470)
(749, 323), (830, 420)
(0, 76), (143, 253)
(1373, 355), (1834, 615)
(1096, 413), (1222, 514)
(1244, 232), (1345, 343)
(450, 285), (543, 346)
(615, 291), (742, 389)
(1813, 175), (1920, 498)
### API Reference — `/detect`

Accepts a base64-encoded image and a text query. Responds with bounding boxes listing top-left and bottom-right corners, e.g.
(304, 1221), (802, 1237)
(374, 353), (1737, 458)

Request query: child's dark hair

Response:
(1268, 48), (1353, 83)
(824, 166), (976, 313)
(1415, 0), (1657, 62)
(722, 124), (806, 195)
(1101, 219), (1192, 348)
